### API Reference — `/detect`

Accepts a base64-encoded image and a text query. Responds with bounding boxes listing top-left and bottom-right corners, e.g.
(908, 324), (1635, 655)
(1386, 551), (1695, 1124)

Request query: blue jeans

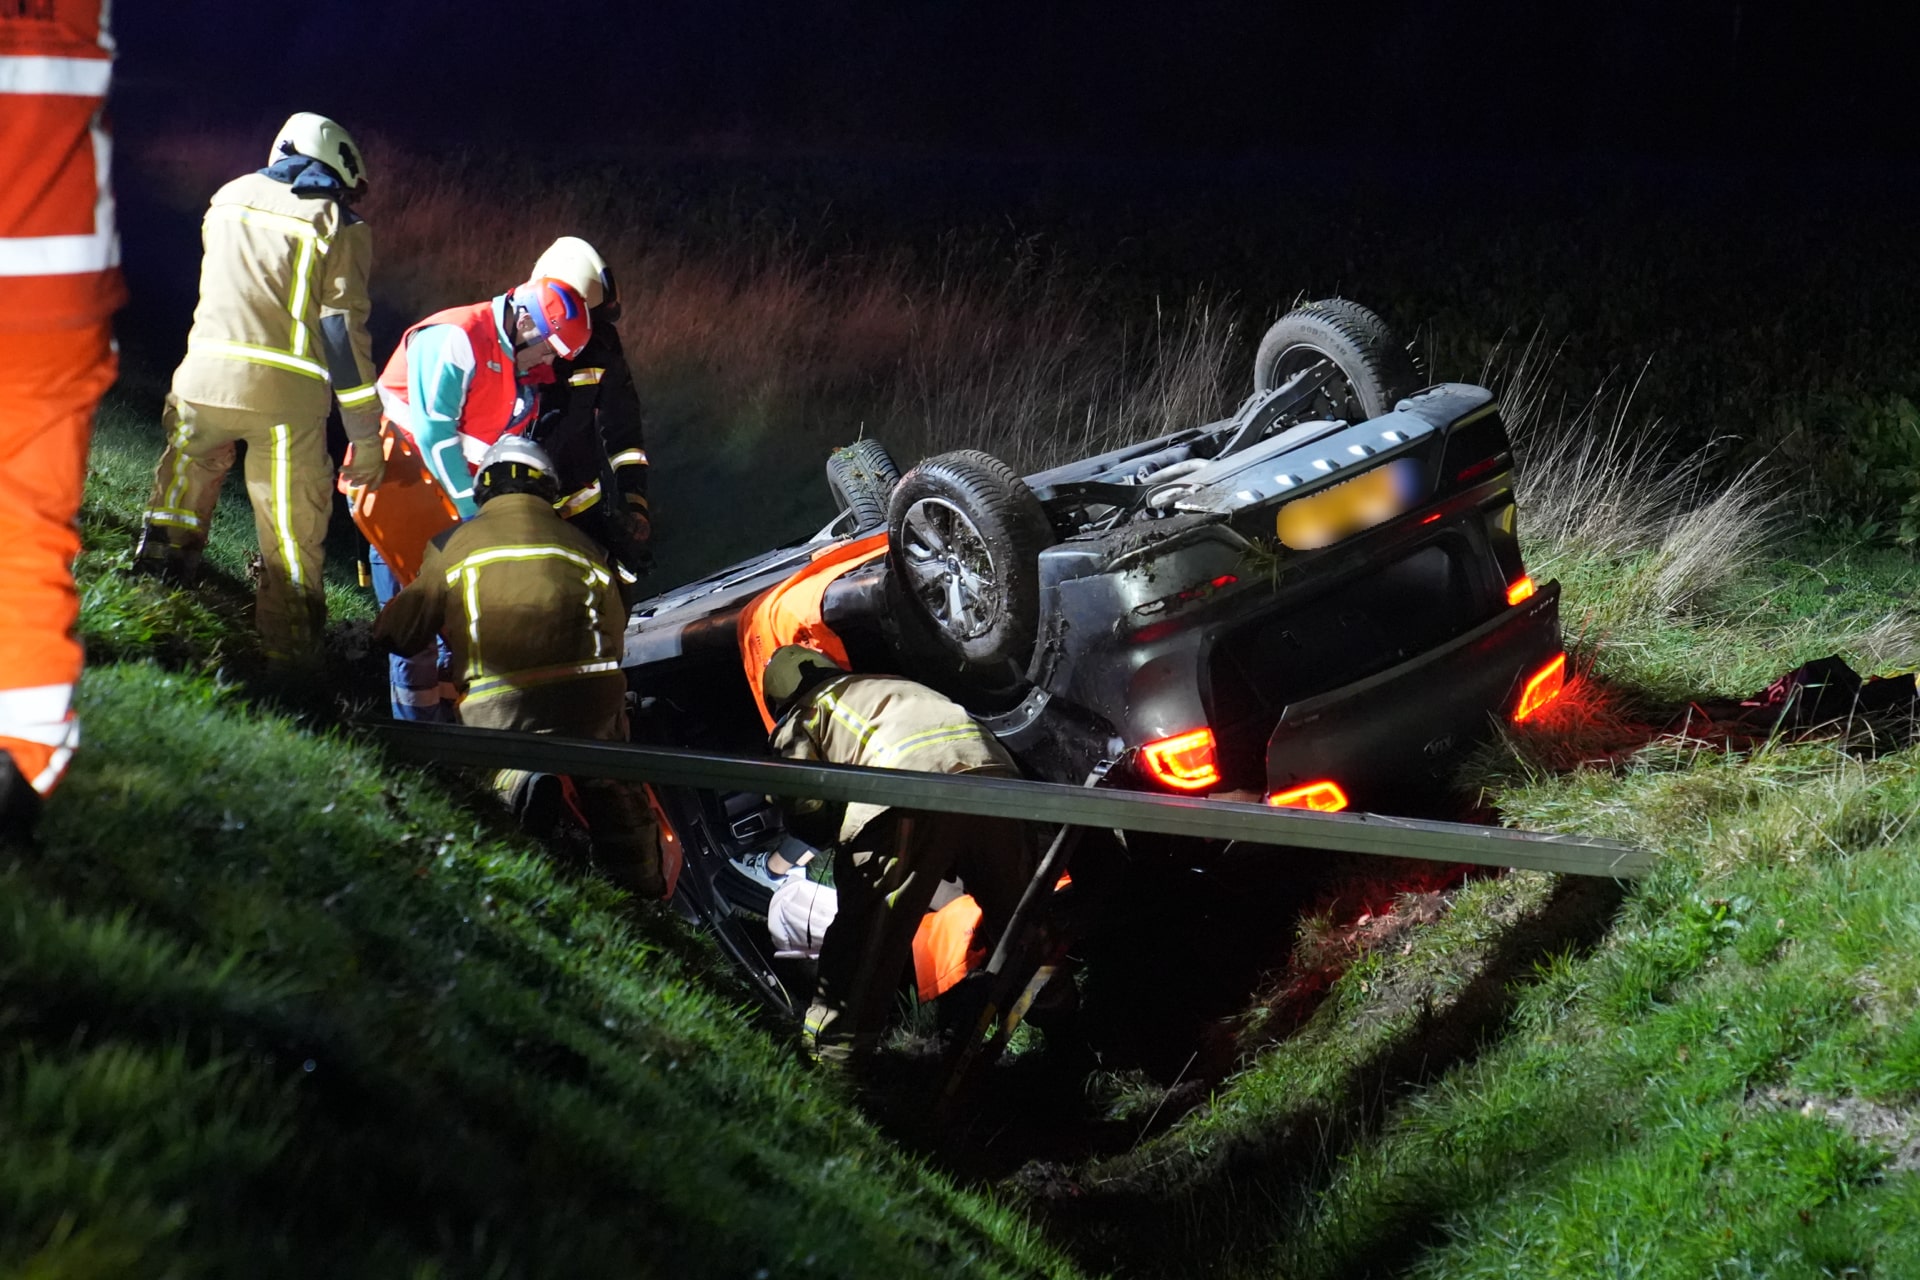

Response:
(369, 544), (455, 722)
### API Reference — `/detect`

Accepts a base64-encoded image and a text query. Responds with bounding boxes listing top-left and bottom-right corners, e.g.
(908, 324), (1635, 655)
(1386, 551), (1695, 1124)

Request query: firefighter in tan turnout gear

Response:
(372, 436), (664, 899)
(763, 645), (1038, 1062)
(134, 113), (384, 665)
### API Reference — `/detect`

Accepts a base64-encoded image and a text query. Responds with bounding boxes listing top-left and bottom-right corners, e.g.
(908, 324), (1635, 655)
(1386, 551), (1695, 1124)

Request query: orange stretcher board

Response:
(342, 426), (460, 588)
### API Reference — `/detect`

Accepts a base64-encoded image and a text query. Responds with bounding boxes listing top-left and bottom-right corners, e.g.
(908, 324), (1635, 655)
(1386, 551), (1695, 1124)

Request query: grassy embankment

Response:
(1039, 363), (1920, 1278)
(41, 133), (1920, 1275)
(2, 392), (1084, 1276)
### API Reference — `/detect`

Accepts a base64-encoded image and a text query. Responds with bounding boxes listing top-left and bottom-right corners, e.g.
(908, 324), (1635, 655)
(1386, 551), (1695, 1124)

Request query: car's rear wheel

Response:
(1252, 298), (1420, 423)
(826, 439), (901, 531)
(886, 449), (1052, 678)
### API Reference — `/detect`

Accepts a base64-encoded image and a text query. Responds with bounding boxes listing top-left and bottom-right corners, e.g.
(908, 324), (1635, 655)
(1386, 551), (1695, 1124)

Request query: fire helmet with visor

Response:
(510, 277), (591, 360)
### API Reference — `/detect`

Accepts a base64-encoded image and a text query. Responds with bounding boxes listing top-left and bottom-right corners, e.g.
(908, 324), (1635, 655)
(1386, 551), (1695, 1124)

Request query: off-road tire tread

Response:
(1252, 297), (1420, 419)
(825, 439), (902, 530)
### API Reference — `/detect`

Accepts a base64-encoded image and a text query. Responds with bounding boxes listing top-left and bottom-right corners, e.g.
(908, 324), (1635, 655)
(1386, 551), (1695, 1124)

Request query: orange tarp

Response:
(737, 531), (889, 729)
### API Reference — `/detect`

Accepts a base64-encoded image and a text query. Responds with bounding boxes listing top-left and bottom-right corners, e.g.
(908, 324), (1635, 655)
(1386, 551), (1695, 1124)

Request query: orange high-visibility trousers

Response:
(0, 321), (117, 796)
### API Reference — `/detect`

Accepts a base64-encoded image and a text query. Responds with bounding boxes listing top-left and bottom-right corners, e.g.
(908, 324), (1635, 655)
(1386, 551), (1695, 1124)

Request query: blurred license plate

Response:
(1274, 458), (1422, 550)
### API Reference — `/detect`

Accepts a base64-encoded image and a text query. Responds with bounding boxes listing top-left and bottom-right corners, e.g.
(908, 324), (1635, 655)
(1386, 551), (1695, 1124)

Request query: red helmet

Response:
(510, 277), (591, 359)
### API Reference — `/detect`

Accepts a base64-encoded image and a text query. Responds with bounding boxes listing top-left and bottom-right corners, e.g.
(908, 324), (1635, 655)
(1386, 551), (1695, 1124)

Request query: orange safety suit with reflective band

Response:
(0, 0), (122, 798)
(141, 167), (378, 662)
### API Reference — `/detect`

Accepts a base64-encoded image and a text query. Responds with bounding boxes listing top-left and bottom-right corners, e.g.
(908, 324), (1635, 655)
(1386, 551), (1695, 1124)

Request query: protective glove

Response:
(609, 502), (653, 576)
(338, 438), (386, 491)
(338, 409), (386, 492)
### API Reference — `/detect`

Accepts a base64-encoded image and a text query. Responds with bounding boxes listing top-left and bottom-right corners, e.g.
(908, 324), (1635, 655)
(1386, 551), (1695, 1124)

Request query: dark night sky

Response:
(115, 3), (1918, 164)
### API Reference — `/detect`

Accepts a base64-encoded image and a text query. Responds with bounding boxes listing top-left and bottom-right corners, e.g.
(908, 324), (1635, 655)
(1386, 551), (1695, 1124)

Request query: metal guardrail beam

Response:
(370, 721), (1652, 880)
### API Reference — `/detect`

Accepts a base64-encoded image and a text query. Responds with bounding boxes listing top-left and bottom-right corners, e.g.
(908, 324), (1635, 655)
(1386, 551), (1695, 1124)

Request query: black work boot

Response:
(0, 755), (44, 847)
(131, 525), (202, 587)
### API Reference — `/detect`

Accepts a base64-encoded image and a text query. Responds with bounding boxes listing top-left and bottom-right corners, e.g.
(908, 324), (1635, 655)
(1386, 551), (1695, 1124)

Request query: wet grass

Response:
(0, 390), (1085, 1278)
(1036, 465), (1920, 1276)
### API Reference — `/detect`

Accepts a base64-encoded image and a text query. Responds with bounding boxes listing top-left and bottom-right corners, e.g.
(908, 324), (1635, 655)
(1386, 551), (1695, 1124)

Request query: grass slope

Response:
(1, 389), (1081, 1278)
(1042, 510), (1920, 1276)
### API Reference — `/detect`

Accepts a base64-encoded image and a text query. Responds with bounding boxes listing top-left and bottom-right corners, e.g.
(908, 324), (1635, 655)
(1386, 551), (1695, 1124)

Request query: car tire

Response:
(886, 449), (1052, 676)
(825, 439), (901, 531)
(1251, 298), (1420, 422)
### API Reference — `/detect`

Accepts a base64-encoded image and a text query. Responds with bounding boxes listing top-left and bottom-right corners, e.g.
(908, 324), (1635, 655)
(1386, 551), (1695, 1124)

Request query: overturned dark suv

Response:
(621, 299), (1564, 817)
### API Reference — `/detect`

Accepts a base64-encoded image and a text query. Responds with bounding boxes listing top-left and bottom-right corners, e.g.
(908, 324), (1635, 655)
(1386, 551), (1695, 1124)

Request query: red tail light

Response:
(1140, 728), (1221, 791)
(1514, 652), (1567, 722)
(1268, 781), (1350, 812)
(1506, 575), (1536, 606)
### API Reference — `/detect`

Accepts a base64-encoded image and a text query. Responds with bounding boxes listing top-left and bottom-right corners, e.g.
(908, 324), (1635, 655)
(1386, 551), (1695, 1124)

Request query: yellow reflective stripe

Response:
(555, 481), (602, 518)
(465, 660), (621, 704)
(442, 545), (615, 678)
(803, 683), (984, 767)
(463, 565), (484, 677)
(610, 449), (648, 469)
(873, 724), (985, 767)
(568, 367), (605, 387)
(581, 555), (607, 660)
(206, 203), (331, 250)
(287, 233), (317, 357)
(271, 424), (303, 588)
(158, 412), (196, 519)
(189, 339), (328, 380)
(807, 684), (883, 756)
(336, 383), (377, 408)
(443, 543), (610, 580)
(142, 507), (203, 530)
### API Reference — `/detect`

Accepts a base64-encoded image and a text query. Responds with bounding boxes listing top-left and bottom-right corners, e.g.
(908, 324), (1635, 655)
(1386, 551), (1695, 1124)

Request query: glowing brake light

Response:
(1268, 781), (1350, 812)
(1506, 575), (1536, 606)
(1140, 728), (1221, 791)
(1514, 652), (1567, 722)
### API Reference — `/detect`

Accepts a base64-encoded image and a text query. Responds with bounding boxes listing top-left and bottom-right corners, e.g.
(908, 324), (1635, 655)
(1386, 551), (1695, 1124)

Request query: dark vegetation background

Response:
(113, 6), (1920, 579)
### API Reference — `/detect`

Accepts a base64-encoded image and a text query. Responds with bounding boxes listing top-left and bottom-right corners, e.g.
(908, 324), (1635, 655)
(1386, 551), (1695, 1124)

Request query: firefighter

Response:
(0, 0), (125, 834)
(762, 645), (1039, 1063)
(371, 435), (663, 899)
(362, 277), (591, 720)
(133, 114), (384, 668)
(527, 237), (652, 592)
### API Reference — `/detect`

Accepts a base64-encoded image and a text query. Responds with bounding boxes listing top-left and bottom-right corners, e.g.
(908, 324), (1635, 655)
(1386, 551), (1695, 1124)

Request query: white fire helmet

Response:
(531, 236), (613, 310)
(477, 433), (556, 478)
(271, 113), (368, 192)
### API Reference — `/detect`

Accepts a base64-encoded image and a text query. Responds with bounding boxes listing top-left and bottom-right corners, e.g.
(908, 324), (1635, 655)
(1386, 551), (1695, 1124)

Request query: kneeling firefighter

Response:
(763, 645), (1038, 1063)
(372, 436), (665, 899)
